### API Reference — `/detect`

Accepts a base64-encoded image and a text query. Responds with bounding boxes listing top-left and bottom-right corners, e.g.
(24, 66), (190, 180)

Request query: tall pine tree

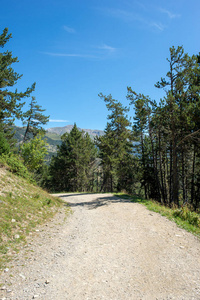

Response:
(0, 28), (35, 142)
(96, 93), (135, 192)
(22, 96), (49, 142)
(49, 124), (97, 192)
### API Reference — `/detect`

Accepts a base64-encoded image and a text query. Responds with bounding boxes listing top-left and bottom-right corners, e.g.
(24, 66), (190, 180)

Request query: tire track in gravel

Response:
(1, 193), (200, 300)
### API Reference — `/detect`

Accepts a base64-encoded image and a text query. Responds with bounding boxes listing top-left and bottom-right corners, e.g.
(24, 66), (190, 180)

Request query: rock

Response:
(0, 286), (6, 290)
(45, 280), (50, 284)
(33, 295), (39, 299)
(19, 273), (26, 279)
(4, 268), (9, 273)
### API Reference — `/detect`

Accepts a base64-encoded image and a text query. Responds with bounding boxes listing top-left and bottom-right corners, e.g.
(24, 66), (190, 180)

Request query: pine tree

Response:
(49, 124), (97, 192)
(96, 93), (135, 192)
(0, 28), (35, 140)
(155, 46), (200, 206)
(22, 96), (49, 142)
(127, 88), (161, 200)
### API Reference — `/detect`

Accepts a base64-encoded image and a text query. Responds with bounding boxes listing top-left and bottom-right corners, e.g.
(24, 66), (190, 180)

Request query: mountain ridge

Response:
(13, 125), (104, 162)
(46, 125), (104, 137)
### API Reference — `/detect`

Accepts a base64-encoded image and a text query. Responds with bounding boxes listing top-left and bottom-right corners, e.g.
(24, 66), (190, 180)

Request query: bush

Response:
(0, 131), (10, 155)
(20, 134), (48, 172)
(173, 206), (200, 227)
(0, 153), (34, 182)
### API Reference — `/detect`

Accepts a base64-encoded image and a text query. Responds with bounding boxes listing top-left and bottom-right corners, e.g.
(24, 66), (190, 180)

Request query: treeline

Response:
(97, 46), (200, 210)
(1, 28), (200, 211)
(0, 28), (49, 181)
(127, 46), (200, 210)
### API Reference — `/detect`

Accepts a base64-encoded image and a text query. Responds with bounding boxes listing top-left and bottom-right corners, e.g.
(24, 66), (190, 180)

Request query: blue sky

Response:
(1, 0), (199, 130)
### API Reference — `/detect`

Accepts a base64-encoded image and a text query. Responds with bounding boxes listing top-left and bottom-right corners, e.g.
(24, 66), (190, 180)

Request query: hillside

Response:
(13, 125), (104, 161)
(0, 166), (65, 269)
(46, 125), (104, 138)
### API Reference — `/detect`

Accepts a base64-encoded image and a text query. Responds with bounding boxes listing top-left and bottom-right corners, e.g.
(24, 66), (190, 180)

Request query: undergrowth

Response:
(0, 153), (34, 182)
(115, 193), (200, 237)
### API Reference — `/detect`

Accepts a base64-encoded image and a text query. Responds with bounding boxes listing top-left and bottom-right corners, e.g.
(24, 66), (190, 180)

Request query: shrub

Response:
(20, 134), (48, 172)
(0, 131), (10, 155)
(173, 206), (200, 227)
(0, 153), (34, 182)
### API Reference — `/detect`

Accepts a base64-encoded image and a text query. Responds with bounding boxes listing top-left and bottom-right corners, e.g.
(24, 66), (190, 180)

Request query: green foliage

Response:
(96, 94), (136, 192)
(126, 46), (200, 209)
(127, 89), (158, 200)
(0, 28), (35, 141)
(173, 206), (200, 227)
(22, 96), (49, 142)
(154, 46), (200, 206)
(20, 133), (48, 172)
(49, 124), (97, 192)
(0, 130), (10, 155)
(0, 153), (33, 181)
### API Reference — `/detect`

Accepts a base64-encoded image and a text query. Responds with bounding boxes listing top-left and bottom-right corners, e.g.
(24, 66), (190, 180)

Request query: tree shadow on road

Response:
(57, 193), (132, 210)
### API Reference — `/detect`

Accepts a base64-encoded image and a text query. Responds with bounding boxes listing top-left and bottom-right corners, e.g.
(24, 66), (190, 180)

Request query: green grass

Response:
(45, 132), (61, 141)
(115, 193), (200, 237)
(0, 168), (70, 270)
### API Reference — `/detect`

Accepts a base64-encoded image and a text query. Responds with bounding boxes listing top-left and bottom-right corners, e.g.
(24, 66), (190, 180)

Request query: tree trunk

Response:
(191, 145), (196, 207)
(181, 149), (186, 204)
(158, 129), (166, 204)
(172, 132), (179, 206)
(23, 119), (30, 142)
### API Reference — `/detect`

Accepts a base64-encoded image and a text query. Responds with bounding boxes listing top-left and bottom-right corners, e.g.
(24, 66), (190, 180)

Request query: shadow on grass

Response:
(56, 193), (134, 210)
(115, 193), (147, 203)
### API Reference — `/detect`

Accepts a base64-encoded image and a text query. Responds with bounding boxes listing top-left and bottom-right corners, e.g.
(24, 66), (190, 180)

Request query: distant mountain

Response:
(13, 125), (104, 163)
(46, 125), (104, 138)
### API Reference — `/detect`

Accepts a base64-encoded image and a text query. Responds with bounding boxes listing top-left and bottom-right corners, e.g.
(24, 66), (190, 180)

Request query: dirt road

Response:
(1, 193), (200, 299)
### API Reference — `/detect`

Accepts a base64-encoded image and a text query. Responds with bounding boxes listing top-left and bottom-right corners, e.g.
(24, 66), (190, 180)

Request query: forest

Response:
(1, 27), (200, 211)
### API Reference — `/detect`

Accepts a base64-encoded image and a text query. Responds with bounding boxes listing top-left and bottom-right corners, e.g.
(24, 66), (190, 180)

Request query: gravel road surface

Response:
(1, 193), (200, 300)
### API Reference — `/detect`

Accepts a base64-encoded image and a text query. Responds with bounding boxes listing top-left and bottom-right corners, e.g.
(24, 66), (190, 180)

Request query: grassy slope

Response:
(0, 167), (67, 269)
(115, 194), (200, 237)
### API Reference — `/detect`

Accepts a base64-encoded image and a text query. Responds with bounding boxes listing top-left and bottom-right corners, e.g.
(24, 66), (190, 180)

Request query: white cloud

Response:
(41, 44), (116, 60)
(151, 22), (165, 31)
(97, 44), (116, 53)
(101, 8), (164, 31)
(49, 119), (69, 123)
(42, 52), (98, 58)
(63, 25), (76, 33)
(159, 8), (180, 19)
(104, 8), (141, 22)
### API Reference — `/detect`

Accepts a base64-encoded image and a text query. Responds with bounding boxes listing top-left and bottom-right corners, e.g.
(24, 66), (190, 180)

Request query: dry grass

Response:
(0, 167), (67, 269)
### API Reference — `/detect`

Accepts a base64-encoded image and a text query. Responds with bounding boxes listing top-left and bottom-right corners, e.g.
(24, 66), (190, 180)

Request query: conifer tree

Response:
(96, 94), (135, 192)
(127, 46), (200, 208)
(49, 124), (97, 192)
(22, 96), (49, 142)
(155, 46), (200, 206)
(127, 89), (156, 199)
(0, 28), (35, 140)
